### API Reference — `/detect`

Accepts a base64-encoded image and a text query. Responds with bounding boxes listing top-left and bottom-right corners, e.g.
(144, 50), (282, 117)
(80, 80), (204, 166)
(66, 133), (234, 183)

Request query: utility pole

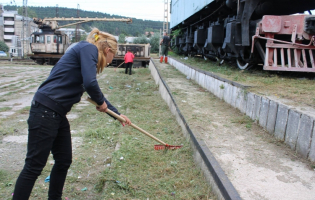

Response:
(160, 0), (169, 57)
(75, 4), (81, 42)
(22, 0), (28, 58)
(159, 29), (161, 57)
(162, 0), (169, 34)
(56, 4), (59, 17)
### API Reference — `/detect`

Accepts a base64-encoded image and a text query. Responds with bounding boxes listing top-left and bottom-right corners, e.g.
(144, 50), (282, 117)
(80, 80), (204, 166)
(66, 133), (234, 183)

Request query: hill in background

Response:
(4, 5), (166, 36)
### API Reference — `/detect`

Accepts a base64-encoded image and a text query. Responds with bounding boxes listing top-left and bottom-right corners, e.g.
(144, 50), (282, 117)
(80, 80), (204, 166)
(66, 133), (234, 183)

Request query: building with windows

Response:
(0, 5), (38, 56)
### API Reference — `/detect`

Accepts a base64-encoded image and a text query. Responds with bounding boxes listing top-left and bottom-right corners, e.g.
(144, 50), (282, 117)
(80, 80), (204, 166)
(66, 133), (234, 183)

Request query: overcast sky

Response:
(3, 0), (169, 21)
(3, 1), (313, 21)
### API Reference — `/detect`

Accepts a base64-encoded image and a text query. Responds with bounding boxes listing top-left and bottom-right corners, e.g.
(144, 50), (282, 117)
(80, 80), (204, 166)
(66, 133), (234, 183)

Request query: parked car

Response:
(0, 51), (7, 57)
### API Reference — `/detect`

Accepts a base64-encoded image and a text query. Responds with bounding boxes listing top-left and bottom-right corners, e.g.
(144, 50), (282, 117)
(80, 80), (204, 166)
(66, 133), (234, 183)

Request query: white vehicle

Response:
(0, 51), (7, 57)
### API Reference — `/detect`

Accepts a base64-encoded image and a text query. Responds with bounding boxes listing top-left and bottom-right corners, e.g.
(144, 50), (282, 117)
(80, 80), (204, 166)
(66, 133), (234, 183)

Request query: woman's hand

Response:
(119, 114), (131, 126)
(96, 101), (108, 113)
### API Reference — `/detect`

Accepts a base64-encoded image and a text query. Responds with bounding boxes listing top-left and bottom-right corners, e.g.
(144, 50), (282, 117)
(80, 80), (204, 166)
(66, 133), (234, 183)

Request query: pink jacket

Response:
(124, 52), (134, 63)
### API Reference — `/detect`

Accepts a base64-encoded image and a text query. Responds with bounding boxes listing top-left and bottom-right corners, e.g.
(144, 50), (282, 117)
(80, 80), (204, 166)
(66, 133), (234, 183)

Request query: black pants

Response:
(13, 101), (72, 200)
(125, 62), (133, 75)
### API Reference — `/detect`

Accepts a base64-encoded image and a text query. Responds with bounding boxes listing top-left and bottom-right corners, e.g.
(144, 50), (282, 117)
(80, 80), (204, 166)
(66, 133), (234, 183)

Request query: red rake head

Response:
(154, 144), (182, 150)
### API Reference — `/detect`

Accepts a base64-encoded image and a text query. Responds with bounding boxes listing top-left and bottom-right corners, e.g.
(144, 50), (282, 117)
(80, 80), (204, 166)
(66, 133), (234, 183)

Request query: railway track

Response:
(0, 58), (37, 65)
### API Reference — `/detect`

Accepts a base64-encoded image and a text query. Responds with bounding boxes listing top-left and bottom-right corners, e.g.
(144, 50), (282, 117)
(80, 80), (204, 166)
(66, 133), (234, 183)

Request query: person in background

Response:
(160, 32), (171, 63)
(12, 28), (131, 200)
(124, 48), (134, 75)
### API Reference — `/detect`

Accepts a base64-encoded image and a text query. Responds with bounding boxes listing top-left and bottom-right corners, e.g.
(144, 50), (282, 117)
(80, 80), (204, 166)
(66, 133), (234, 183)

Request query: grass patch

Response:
(0, 107), (12, 112)
(4, 92), (16, 96)
(169, 52), (315, 108)
(231, 115), (253, 129)
(17, 106), (30, 115)
(0, 169), (14, 191)
(0, 67), (214, 199)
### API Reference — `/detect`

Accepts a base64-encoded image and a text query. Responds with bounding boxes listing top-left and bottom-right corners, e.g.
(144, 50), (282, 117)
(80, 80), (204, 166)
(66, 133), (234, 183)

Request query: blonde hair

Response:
(86, 28), (117, 74)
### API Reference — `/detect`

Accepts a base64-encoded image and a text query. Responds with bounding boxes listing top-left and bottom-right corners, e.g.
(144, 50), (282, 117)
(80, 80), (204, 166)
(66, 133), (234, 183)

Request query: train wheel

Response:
(236, 57), (250, 70)
(204, 55), (219, 62)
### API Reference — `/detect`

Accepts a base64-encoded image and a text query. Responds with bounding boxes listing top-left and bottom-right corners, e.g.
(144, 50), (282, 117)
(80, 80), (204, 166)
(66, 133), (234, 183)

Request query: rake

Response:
(87, 97), (182, 150)
(114, 61), (125, 72)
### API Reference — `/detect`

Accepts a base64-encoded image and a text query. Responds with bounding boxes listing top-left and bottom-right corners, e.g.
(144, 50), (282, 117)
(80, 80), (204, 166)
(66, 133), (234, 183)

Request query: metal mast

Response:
(22, 0), (28, 57)
(56, 4), (59, 17)
(162, 0), (169, 34)
(160, 0), (169, 57)
(75, 4), (81, 42)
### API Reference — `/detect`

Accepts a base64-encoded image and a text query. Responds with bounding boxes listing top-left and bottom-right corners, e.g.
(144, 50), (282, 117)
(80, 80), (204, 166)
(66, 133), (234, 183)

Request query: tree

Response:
(17, 7), (37, 18)
(149, 33), (160, 53)
(5, 5), (164, 37)
(133, 35), (149, 44)
(0, 41), (9, 52)
(71, 33), (87, 43)
(144, 28), (153, 33)
(118, 34), (126, 44)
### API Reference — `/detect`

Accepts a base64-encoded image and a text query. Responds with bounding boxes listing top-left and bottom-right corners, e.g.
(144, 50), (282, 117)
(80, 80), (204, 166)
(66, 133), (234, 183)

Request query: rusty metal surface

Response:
(33, 17), (132, 30)
(252, 14), (315, 72)
(261, 15), (308, 35)
(114, 56), (150, 61)
(28, 54), (63, 58)
(261, 16), (282, 33)
(263, 66), (315, 72)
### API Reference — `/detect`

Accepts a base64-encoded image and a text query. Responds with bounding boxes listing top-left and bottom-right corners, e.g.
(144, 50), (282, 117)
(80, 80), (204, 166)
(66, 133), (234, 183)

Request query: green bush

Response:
(133, 34), (160, 53)
(149, 33), (160, 53)
(133, 35), (149, 44)
(0, 41), (9, 52)
(118, 33), (126, 44)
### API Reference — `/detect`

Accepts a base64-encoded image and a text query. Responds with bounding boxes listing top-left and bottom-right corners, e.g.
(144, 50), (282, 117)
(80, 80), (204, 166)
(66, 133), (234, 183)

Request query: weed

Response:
(245, 123), (252, 129)
(231, 115), (253, 129)
(0, 169), (7, 181)
(17, 106), (31, 115)
(4, 92), (15, 96)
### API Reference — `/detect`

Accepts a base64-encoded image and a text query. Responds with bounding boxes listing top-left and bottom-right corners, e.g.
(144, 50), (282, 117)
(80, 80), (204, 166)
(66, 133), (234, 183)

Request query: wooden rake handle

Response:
(115, 61), (125, 69)
(86, 97), (167, 146)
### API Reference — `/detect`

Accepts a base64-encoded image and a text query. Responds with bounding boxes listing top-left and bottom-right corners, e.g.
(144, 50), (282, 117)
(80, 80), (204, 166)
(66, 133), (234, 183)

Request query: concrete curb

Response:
(168, 56), (315, 163)
(149, 59), (241, 200)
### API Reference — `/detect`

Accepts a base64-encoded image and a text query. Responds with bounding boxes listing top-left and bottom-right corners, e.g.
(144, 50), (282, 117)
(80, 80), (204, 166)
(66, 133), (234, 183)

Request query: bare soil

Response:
(0, 65), (51, 174)
(154, 59), (315, 200)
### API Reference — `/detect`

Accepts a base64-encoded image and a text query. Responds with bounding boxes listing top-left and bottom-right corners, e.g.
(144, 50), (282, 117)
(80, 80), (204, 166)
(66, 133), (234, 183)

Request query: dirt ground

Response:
(0, 65), (50, 172)
(154, 59), (315, 200)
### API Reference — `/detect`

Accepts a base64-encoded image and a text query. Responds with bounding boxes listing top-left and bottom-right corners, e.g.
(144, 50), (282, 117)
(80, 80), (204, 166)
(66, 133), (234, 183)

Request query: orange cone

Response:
(160, 56), (163, 63)
(165, 57), (168, 64)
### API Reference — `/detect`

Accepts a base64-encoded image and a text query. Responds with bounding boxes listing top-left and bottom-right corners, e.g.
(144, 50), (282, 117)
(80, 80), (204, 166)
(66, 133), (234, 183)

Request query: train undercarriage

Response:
(171, 0), (315, 72)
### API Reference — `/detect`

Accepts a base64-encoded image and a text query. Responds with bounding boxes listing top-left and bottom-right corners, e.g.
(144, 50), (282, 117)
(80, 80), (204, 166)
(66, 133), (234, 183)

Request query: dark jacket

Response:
(34, 41), (119, 116)
(162, 35), (170, 46)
